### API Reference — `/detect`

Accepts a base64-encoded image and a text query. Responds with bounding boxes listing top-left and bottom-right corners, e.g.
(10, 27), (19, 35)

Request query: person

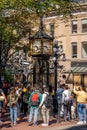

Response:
(56, 84), (64, 119)
(15, 86), (22, 120)
(62, 85), (71, 121)
(69, 93), (76, 120)
(28, 85), (42, 126)
(2, 81), (9, 97)
(2, 81), (8, 112)
(23, 85), (33, 116)
(39, 87), (53, 126)
(0, 88), (7, 123)
(7, 87), (19, 126)
(73, 84), (87, 124)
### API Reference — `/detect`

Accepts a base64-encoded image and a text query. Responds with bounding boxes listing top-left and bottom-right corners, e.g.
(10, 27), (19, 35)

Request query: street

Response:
(0, 113), (87, 130)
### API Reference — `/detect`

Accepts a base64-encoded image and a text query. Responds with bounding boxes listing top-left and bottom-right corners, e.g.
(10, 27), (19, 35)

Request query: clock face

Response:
(31, 40), (52, 55)
(43, 41), (52, 54)
(32, 40), (41, 54)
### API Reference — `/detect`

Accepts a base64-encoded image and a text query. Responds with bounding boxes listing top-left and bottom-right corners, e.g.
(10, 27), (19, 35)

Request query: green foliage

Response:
(4, 70), (13, 83)
(23, 0), (75, 16)
(0, 0), (75, 16)
(0, 0), (76, 71)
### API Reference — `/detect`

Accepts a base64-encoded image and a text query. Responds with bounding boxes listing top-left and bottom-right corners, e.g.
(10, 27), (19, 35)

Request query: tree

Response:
(0, 0), (77, 80)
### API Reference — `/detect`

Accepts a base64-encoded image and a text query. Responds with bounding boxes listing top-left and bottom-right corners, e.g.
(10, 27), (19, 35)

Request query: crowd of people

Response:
(0, 81), (87, 127)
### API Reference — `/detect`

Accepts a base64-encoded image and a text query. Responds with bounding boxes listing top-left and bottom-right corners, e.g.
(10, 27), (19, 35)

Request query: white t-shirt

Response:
(62, 89), (71, 103)
(39, 92), (49, 108)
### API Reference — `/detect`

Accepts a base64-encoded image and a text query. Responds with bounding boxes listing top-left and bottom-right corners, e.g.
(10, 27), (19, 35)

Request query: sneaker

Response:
(10, 122), (13, 126)
(41, 123), (49, 126)
(32, 124), (37, 126)
(83, 121), (86, 124)
(77, 121), (83, 125)
(13, 122), (17, 126)
(28, 122), (33, 126)
(41, 123), (46, 126)
(45, 124), (49, 126)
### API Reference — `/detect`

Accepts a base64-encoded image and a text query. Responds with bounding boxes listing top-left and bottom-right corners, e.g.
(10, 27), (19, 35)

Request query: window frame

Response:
(71, 20), (77, 34)
(81, 41), (87, 58)
(49, 23), (54, 37)
(71, 42), (77, 58)
(81, 19), (87, 33)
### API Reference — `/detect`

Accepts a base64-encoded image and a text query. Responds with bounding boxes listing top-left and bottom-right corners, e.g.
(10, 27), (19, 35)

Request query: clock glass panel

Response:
(43, 40), (52, 55)
(32, 40), (41, 54)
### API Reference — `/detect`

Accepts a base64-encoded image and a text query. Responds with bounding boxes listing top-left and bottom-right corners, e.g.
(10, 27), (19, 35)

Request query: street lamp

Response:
(29, 16), (53, 87)
(53, 39), (66, 123)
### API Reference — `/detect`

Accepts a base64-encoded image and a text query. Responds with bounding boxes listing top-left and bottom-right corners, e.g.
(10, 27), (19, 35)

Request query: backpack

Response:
(44, 94), (53, 108)
(31, 92), (39, 106)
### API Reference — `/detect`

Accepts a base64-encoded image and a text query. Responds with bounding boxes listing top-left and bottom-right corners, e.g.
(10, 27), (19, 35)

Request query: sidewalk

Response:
(0, 113), (87, 130)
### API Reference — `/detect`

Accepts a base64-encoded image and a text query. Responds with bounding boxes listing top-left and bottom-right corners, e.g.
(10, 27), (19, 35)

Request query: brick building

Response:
(44, 0), (87, 89)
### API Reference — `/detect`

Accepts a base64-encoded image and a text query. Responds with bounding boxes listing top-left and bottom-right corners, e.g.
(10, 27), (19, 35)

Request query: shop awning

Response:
(68, 66), (87, 74)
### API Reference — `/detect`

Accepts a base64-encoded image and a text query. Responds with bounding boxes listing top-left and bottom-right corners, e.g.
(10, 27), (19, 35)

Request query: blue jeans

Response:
(0, 101), (3, 112)
(29, 107), (38, 125)
(10, 106), (17, 123)
(77, 103), (86, 122)
(64, 103), (71, 121)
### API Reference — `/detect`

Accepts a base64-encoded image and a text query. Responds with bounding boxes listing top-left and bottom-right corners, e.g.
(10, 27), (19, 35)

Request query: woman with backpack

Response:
(39, 87), (53, 126)
(62, 85), (71, 121)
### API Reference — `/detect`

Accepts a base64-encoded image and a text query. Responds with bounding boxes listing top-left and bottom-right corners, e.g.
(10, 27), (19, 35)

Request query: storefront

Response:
(66, 62), (87, 91)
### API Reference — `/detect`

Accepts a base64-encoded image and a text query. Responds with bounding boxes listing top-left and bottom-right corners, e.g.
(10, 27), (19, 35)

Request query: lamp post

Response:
(0, 63), (5, 82)
(29, 16), (53, 87)
(53, 39), (66, 123)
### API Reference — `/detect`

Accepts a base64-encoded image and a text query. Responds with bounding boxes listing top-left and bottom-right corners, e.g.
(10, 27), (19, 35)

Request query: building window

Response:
(49, 23), (54, 37)
(71, 42), (77, 58)
(81, 19), (87, 33)
(71, 20), (77, 34)
(81, 42), (87, 58)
